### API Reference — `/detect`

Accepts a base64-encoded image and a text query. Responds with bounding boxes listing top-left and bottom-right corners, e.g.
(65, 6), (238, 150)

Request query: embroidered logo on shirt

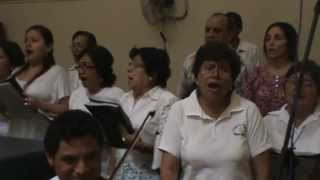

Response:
(232, 124), (247, 137)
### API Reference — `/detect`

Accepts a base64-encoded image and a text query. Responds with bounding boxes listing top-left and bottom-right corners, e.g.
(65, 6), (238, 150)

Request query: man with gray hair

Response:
(176, 12), (259, 98)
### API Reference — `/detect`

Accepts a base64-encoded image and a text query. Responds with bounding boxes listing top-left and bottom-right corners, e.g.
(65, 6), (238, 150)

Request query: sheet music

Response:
(85, 99), (134, 147)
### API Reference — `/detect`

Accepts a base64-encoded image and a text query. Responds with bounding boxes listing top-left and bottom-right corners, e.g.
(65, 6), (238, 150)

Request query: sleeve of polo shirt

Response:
(158, 103), (182, 158)
(247, 104), (272, 157)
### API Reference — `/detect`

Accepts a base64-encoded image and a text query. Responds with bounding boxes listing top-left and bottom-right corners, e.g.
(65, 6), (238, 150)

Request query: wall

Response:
(0, 0), (319, 92)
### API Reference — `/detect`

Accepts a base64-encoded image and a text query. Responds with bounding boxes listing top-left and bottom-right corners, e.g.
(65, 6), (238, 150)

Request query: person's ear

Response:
(46, 44), (53, 54)
(316, 87), (320, 97)
(45, 152), (54, 167)
(194, 79), (199, 86)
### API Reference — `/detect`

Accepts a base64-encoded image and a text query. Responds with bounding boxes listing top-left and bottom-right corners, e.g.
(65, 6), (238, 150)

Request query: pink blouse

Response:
(244, 65), (287, 116)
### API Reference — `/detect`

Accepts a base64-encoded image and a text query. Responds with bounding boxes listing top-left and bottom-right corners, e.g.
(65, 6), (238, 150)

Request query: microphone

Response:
(109, 110), (156, 180)
(148, 110), (156, 118)
(315, 0), (320, 15)
(160, 32), (167, 50)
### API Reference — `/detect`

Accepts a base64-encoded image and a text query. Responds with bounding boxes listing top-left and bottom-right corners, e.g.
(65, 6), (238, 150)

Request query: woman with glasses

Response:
(113, 47), (177, 180)
(264, 61), (320, 180)
(160, 42), (271, 180)
(69, 45), (123, 112)
(8, 25), (70, 139)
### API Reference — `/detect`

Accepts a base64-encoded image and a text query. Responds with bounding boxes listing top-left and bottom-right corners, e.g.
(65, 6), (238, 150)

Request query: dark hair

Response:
(193, 42), (241, 82)
(85, 46), (116, 87)
(13, 25), (55, 89)
(263, 22), (298, 61)
(129, 47), (171, 88)
(286, 60), (320, 90)
(44, 110), (104, 157)
(0, 22), (6, 41)
(226, 11), (243, 33)
(0, 40), (24, 67)
(209, 12), (232, 30)
(26, 25), (55, 66)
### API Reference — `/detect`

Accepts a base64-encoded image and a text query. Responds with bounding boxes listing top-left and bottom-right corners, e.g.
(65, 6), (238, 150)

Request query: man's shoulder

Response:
(49, 176), (59, 180)
(239, 40), (258, 51)
(49, 176), (106, 180)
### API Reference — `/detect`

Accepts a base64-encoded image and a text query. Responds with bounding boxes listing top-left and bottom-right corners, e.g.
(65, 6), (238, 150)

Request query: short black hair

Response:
(263, 22), (298, 62)
(44, 110), (104, 157)
(286, 60), (320, 90)
(0, 40), (24, 67)
(193, 42), (241, 82)
(129, 47), (171, 88)
(226, 11), (243, 33)
(209, 12), (233, 30)
(72, 30), (97, 49)
(84, 46), (116, 87)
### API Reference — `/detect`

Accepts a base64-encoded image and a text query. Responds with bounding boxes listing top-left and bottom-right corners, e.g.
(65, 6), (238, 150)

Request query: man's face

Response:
(204, 15), (231, 44)
(71, 35), (89, 61)
(47, 135), (102, 180)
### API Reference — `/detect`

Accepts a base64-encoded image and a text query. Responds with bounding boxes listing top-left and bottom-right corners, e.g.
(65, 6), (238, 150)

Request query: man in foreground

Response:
(44, 110), (106, 180)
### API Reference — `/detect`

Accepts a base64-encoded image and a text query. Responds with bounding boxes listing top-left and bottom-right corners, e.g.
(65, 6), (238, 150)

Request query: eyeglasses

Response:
(286, 74), (316, 89)
(128, 61), (144, 69)
(70, 41), (87, 49)
(75, 63), (96, 71)
(200, 62), (232, 77)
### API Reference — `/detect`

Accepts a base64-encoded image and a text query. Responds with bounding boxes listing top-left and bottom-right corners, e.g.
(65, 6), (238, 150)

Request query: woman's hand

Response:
(161, 151), (180, 180)
(24, 95), (69, 115)
(253, 150), (271, 180)
(24, 96), (43, 110)
(123, 133), (153, 153)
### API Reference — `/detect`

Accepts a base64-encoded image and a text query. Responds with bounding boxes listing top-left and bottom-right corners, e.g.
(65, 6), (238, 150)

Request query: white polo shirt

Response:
(50, 176), (59, 180)
(69, 85), (124, 112)
(264, 104), (320, 155)
(236, 40), (260, 72)
(159, 91), (271, 180)
(119, 86), (177, 170)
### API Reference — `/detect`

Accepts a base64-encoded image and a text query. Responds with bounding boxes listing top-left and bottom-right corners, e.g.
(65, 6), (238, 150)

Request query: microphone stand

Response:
(277, 1), (320, 180)
(108, 111), (156, 180)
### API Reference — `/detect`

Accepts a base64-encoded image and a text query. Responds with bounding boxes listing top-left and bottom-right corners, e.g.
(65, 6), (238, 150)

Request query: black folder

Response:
(85, 99), (134, 148)
(0, 79), (50, 121)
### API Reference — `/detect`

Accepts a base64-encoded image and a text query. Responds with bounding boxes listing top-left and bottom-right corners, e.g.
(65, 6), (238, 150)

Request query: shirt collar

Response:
(143, 86), (162, 101)
(185, 90), (244, 121)
(269, 104), (320, 128)
(124, 86), (162, 101)
(299, 106), (320, 128)
(267, 104), (290, 123)
(68, 64), (77, 71)
(236, 40), (247, 54)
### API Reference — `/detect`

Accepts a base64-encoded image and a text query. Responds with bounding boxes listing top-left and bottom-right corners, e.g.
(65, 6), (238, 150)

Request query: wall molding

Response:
(0, 0), (86, 4)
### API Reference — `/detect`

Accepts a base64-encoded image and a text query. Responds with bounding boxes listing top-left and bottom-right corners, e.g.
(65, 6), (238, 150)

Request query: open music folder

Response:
(85, 99), (134, 148)
(0, 80), (49, 121)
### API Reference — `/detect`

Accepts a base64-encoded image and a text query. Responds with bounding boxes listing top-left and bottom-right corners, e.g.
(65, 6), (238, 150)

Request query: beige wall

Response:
(0, 0), (319, 92)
